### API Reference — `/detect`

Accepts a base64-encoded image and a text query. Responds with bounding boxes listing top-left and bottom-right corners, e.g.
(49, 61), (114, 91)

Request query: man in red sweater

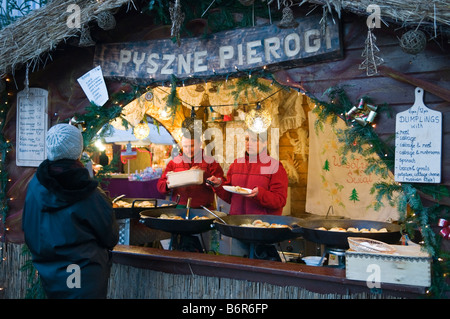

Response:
(157, 132), (224, 209)
(208, 130), (288, 215)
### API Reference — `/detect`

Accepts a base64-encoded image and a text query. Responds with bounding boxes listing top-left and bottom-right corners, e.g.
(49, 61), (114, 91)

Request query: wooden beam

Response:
(379, 65), (450, 103)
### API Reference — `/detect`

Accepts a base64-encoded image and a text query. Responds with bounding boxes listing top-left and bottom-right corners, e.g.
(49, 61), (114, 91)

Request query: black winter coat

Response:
(22, 159), (119, 299)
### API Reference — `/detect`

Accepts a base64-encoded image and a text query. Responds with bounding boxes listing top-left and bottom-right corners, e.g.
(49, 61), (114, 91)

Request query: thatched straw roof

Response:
(0, 0), (448, 77)
(0, 0), (132, 77)
(308, 0), (450, 28)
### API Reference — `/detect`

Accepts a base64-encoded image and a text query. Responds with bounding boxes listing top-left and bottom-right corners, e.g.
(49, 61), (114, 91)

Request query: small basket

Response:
(347, 237), (396, 254)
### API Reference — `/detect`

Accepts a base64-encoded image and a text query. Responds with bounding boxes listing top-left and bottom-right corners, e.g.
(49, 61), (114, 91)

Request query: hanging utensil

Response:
(185, 197), (192, 219)
(201, 205), (228, 224)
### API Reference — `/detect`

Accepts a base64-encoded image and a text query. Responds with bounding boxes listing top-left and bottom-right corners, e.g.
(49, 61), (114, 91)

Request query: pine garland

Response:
(311, 85), (449, 298)
(0, 0), (48, 29)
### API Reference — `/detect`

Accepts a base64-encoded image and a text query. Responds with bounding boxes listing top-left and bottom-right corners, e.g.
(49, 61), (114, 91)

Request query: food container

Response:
(347, 237), (396, 254)
(167, 169), (204, 188)
(302, 256), (326, 266)
(345, 244), (431, 287)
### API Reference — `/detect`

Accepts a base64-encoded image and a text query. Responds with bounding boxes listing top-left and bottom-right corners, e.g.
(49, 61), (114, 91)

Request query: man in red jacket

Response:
(208, 130), (288, 215)
(157, 131), (224, 209)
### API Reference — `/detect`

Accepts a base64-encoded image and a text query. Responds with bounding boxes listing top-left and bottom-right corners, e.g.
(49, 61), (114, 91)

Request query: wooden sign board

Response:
(394, 87), (442, 183)
(94, 15), (343, 81)
(16, 88), (48, 167)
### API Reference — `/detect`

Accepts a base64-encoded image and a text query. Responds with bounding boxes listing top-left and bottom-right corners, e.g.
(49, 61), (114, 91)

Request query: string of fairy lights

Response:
(0, 77), (13, 267)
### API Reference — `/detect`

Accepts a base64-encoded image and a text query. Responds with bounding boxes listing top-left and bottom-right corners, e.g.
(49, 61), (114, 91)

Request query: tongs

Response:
(185, 197), (192, 220)
(112, 194), (126, 203)
(201, 205), (227, 224)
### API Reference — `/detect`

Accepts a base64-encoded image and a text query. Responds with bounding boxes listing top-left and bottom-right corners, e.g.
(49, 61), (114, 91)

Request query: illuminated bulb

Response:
(133, 122), (150, 140)
(95, 139), (105, 152)
(245, 104), (272, 133)
(159, 106), (173, 121)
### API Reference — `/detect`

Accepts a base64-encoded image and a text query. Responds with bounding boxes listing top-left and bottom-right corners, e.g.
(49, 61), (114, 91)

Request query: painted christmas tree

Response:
(349, 188), (360, 202)
(323, 159), (330, 171)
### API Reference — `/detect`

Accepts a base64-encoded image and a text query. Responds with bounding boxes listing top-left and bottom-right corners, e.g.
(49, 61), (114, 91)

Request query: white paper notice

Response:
(394, 87), (442, 183)
(16, 88), (48, 167)
(77, 66), (109, 106)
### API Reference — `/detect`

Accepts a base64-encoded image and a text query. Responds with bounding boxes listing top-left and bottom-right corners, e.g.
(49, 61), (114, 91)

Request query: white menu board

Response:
(16, 88), (48, 167)
(394, 87), (442, 183)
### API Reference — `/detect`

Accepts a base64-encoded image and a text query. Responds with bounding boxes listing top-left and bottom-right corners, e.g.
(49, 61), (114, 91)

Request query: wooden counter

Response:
(109, 245), (428, 299)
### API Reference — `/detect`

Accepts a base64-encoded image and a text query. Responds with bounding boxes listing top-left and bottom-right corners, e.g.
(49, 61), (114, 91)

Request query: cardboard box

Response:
(167, 169), (204, 188)
(345, 244), (431, 287)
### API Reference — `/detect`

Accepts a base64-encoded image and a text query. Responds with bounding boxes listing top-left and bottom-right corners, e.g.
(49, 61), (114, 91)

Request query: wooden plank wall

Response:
(283, 15), (450, 188)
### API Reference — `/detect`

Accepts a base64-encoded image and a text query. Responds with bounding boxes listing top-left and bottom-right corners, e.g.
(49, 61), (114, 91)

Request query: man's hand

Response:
(206, 176), (222, 187)
(244, 187), (258, 198)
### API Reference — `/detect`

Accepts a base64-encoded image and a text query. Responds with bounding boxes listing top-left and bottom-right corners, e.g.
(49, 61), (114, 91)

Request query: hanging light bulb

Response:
(159, 104), (174, 121)
(95, 139), (106, 152)
(245, 103), (272, 133)
(133, 120), (150, 140)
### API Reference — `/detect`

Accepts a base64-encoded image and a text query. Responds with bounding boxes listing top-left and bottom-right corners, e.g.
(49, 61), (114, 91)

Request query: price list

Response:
(16, 88), (48, 167)
(394, 88), (442, 183)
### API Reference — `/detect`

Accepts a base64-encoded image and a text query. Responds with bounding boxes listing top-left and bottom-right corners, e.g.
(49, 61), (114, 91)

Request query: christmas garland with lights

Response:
(0, 81), (12, 265)
(2, 72), (448, 298)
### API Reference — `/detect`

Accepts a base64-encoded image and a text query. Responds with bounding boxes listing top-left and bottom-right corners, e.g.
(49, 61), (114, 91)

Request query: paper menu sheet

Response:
(77, 65), (109, 107)
(16, 88), (48, 167)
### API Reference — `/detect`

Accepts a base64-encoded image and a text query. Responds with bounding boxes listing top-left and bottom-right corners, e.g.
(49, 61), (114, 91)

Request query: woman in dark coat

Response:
(22, 124), (119, 299)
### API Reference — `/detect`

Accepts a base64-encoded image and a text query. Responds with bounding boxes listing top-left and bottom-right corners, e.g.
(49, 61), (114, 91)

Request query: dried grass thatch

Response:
(0, 0), (132, 77)
(0, 0), (449, 78)
(307, 0), (450, 28)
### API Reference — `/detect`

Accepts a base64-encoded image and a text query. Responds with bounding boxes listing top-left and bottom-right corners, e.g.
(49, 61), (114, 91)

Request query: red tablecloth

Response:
(102, 178), (165, 199)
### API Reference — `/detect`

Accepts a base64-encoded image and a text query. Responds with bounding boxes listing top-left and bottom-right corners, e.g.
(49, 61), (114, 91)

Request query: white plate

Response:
(223, 185), (252, 195)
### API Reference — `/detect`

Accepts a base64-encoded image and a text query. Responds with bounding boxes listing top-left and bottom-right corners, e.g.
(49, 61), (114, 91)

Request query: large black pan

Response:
(139, 208), (226, 235)
(294, 219), (402, 249)
(213, 214), (304, 244)
(114, 197), (179, 219)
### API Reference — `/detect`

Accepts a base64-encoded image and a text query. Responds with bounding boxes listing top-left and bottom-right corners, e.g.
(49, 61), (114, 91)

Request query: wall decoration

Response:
(169, 0), (185, 46)
(359, 27), (383, 76)
(96, 10), (116, 31)
(306, 111), (399, 221)
(286, 127), (308, 161)
(399, 29), (427, 55)
(78, 24), (96, 47)
(280, 153), (301, 184)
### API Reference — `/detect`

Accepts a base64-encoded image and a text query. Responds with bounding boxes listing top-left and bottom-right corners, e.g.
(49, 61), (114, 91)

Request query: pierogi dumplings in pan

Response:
(159, 214), (184, 220)
(240, 219), (289, 228)
(114, 200), (157, 208)
(158, 214), (209, 220)
(315, 226), (388, 233)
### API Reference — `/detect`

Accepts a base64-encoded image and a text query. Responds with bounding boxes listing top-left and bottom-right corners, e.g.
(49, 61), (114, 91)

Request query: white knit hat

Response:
(46, 124), (83, 161)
